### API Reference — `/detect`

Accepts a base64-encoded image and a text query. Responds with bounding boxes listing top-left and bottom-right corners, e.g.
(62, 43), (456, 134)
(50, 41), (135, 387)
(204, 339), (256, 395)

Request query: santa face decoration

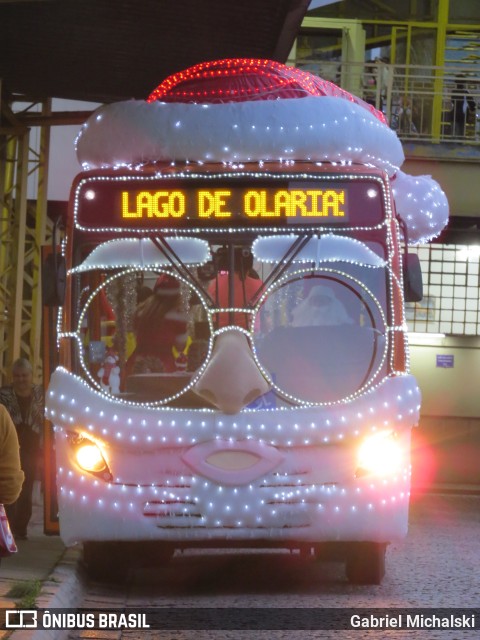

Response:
(47, 60), (441, 582)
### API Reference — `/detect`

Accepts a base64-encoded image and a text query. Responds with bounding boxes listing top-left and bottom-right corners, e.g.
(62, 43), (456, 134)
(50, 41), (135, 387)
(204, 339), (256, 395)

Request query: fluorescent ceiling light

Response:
(457, 245), (480, 261)
(309, 0), (342, 9)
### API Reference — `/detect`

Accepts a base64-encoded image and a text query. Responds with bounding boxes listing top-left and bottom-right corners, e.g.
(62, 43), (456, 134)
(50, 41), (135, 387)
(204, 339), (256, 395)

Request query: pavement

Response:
(0, 482), (478, 640)
(0, 494), (84, 640)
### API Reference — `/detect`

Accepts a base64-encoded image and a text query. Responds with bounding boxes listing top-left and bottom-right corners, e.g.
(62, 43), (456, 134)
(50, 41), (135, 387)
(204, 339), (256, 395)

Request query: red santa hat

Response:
(77, 58), (399, 173)
(154, 274), (180, 296)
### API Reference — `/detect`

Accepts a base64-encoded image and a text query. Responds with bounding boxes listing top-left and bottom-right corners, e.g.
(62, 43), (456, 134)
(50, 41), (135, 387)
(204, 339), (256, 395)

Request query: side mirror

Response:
(42, 253), (66, 307)
(402, 253), (423, 303)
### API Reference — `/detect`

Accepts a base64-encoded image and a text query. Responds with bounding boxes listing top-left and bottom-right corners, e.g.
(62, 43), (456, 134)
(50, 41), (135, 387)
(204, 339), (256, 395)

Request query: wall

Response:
(410, 337), (480, 416)
(409, 337), (480, 486)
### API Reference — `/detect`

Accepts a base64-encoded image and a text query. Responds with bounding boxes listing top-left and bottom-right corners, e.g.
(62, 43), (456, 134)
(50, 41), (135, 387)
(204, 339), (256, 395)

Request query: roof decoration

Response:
(147, 58), (387, 124)
(76, 58), (449, 244)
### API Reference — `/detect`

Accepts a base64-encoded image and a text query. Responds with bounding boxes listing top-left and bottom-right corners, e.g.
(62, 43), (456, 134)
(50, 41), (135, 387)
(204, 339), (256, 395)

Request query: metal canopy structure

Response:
(0, 0), (311, 104)
(0, 0), (311, 382)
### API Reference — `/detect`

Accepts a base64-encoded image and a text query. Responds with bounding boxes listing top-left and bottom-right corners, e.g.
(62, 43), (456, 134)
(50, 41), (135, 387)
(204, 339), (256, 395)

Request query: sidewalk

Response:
(0, 499), (83, 640)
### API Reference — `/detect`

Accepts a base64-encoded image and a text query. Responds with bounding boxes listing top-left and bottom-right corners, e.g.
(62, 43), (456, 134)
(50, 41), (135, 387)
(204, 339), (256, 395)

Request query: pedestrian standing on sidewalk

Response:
(0, 404), (24, 506)
(0, 358), (43, 539)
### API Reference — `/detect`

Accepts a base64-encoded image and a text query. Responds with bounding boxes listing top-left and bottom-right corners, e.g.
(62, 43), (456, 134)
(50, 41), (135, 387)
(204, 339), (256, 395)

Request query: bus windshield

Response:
(70, 231), (389, 408)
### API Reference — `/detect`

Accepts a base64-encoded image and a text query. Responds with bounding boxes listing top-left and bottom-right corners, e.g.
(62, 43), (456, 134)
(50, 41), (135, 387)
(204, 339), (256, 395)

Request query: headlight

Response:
(76, 443), (106, 473)
(68, 433), (113, 481)
(356, 431), (404, 477)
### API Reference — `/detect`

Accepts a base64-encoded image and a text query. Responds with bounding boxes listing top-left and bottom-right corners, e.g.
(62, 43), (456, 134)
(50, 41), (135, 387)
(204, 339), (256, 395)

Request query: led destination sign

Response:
(76, 178), (384, 230)
(122, 188), (346, 220)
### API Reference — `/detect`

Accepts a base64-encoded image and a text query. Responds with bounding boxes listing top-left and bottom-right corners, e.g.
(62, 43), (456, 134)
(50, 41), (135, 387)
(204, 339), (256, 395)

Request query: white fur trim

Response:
(391, 170), (449, 244)
(75, 95), (448, 245)
(165, 310), (187, 322)
(76, 97), (404, 176)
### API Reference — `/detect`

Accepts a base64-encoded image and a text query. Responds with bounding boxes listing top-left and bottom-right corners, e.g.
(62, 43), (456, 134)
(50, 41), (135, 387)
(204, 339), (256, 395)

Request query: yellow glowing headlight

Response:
(69, 433), (112, 481)
(75, 443), (106, 473)
(357, 431), (403, 477)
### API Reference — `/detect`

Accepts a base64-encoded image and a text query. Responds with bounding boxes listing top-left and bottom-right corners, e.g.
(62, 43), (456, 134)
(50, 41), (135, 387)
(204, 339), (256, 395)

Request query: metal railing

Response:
(294, 59), (480, 146)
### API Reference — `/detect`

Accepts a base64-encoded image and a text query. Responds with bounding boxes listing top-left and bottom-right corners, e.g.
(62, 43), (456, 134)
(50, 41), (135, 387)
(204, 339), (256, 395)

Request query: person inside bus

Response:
(291, 284), (353, 327)
(0, 358), (42, 540)
(208, 247), (262, 330)
(126, 274), (188, 375)
(260, 284), (370, 403)
(185, 263), (216, 372)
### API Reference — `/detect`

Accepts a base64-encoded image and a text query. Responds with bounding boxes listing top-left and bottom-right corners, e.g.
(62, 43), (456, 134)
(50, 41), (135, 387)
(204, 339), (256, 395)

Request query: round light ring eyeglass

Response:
(250, 267), (389, 405)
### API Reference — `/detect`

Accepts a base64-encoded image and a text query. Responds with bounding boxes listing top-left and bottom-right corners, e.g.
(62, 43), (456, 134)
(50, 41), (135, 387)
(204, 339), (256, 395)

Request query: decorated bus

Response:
(44, 59), (448, 583)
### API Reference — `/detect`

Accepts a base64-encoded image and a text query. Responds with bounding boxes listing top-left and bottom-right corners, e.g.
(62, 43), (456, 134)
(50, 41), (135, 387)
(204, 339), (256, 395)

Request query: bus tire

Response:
(137, 541), (175, 567)
(82, 541), (130, 582)
(345, 542), (387, 584)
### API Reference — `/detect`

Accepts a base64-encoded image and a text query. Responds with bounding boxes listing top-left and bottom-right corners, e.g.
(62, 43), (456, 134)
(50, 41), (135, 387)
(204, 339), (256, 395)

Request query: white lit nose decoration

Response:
(182, 438), (284, 485)
(193, 330), (271, 414)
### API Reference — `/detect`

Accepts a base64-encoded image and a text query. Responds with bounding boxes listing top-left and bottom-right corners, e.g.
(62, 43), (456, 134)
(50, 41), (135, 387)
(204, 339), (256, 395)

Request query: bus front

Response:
(46, 161), (419, 583)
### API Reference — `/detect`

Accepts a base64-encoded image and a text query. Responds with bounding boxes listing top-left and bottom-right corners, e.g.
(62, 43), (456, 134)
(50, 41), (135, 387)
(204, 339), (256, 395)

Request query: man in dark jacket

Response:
(0, 405), (24, 505)
(451, 76), (476, 137)
(0, 358), (42, 539)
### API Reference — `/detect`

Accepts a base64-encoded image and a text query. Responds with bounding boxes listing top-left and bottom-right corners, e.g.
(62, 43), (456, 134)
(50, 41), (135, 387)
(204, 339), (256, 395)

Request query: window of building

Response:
(406, 243), (480, 335)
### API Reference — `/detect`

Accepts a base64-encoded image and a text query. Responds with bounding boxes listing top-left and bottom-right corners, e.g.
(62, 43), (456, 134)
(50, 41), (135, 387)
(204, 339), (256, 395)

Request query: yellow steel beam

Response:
(431, 0), (450, 142)
(30, 100), (51, 380)
(0, 88), (51, 384)
(12, 136), (27, 361)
